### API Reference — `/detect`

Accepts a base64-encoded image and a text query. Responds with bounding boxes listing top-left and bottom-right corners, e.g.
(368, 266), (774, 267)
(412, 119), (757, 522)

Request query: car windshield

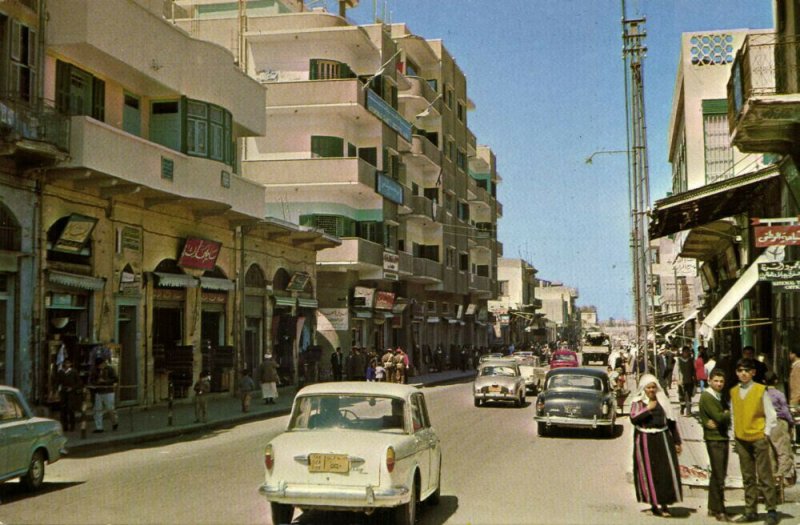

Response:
(288, 395), (406, 432)
(553, 353), (577, 362)
(480, 366), (517, 377)
(548, 375), (603, 391)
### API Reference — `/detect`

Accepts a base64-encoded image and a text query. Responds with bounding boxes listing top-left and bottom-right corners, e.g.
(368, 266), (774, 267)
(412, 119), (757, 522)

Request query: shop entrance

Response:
(115, 304), (138, 402)
(245, 317), (261, 372)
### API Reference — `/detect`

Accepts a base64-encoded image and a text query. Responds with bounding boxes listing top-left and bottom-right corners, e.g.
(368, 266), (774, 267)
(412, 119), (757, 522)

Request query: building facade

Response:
(488, 258), (539, 346)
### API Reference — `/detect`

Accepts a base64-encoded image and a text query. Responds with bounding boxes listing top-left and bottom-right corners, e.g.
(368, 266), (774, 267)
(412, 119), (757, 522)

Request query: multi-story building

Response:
(5, 0), (338, 406)
(0, 0), (70, 396)
(651, 26), (782, 362)
(173, 2), (501, 374)
(536, 280), (579, 345)
(488, 258), (538, 346)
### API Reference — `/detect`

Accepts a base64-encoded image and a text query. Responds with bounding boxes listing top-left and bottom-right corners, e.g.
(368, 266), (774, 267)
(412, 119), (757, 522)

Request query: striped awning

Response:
(273, 295), (296, 307)
(48, 270), (105, 291)
(154, 272), (198, 288)
(200, 277), (235, 291)
(297, 297), (319, 309)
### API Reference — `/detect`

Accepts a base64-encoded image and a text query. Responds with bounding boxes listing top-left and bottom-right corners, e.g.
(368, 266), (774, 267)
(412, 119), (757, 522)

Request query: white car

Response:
(259, 382), (442, 524)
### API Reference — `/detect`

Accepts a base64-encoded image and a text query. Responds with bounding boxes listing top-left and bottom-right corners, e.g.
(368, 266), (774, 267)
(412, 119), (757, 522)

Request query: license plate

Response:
(565, 405), (580, 416)
(488, 385), (501, 393)
(309, 453), (350, 473)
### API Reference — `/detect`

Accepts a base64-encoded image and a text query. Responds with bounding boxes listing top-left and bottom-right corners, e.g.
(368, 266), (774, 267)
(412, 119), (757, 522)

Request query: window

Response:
(357, 221), (383, 244)
(0, 393), (24, 421)
(446, 247), (456, 268)
(311, 136), (344, 158)
(8, 19), (36, 102)
(703, 110), (734, 183)
(299, 214), (355, 237)
(358, 147), (377, 166)
(383, 224), (397, 250)
(309, 59), (355, 80)
(459, 252), (469, 271)
(457, 149), (466, 171)
(427, 301), (436, 313)
(424, 187), (439, 203)
(499, 280), (509, 296)
(650, 247), (660, 264)
(186, 101), (208, 156)
(457, 201), (469, 222)
(457, 101), (465, 122)
(56, 60), (104, 120)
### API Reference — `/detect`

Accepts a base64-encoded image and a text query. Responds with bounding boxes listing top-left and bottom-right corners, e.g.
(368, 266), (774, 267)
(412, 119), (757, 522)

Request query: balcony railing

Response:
(413, 257), (443, 281)
(470, 274), (491, 292)
(411, 134), (442, 167)
(0, 96), (70, 154)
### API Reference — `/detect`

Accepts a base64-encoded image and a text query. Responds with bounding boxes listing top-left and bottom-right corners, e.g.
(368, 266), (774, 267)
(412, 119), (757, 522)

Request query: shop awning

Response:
(392, 302), (409, 314)
(698, 246), (785, 340)
(154, 272), (198, 288)
(426, 316), (440, 323)
(297, 297), (319, 309)
(375, 311), (394, 319)
(679, 220), (738, 262)
(447, 318), (459, 324)
(48, 270), (105, 291)
(353, 309), (373, 319)
(273, 295), (296, 307)
(200, 276), (235, 291)
(649, 166), (780, 239)
(665, 309), (699, 340)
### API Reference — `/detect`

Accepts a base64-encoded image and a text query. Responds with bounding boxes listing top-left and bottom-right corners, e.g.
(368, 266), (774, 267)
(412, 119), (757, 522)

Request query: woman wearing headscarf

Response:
(630, 373), (683, 517)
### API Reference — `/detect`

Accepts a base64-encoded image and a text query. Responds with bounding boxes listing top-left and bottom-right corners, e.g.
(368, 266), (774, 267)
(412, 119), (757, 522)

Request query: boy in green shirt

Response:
(699, 368), (731, 522)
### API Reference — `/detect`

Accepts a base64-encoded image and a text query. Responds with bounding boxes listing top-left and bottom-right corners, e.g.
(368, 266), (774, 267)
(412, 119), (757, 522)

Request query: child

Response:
(238, 369), (256, 413)
(375, 364), (386, 382)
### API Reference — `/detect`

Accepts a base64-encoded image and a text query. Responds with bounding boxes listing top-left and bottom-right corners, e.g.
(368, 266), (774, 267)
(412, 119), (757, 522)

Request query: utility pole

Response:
(621, 1), (655, 372)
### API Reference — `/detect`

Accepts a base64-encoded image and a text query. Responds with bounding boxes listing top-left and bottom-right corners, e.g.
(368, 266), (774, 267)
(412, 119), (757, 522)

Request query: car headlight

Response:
(602, 403), (609, 415)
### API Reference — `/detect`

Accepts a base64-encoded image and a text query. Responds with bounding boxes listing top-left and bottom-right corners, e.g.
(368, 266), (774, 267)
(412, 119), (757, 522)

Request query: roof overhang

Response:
(244, 217), (341, 251)
(679, 220), (738, 261)
(649, 166), (780, 239)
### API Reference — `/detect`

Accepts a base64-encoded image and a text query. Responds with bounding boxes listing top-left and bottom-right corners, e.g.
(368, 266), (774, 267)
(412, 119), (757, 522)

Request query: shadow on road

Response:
(539, 423), (626, 440)
(0, 480), (84, 503)
(291, 495), (458, 524)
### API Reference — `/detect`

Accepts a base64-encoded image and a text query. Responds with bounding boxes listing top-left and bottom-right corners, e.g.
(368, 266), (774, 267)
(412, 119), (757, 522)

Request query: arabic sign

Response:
(353, 286), (375, 308)
(376, 172), (404, 205)
(754, 225), (800, 247)
(53, 214), (98, 254)
(365, 89), (413, 142)
(178, 238), (221, 270)
(286, 272), (310, 292)
(317, 308), (349, 331)
(375, 291), (396, 310)
(758, 261), (800, 291)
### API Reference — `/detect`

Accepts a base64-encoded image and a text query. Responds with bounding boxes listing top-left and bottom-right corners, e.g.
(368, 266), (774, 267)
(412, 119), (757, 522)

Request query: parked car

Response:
(259, 382), (441, 525)
(479, 352), (504, 364)
(0, 385), (68, 490)
(473, 360), (526, 407)
(534, 367), (617, 437)
(549, 349), (579, 369)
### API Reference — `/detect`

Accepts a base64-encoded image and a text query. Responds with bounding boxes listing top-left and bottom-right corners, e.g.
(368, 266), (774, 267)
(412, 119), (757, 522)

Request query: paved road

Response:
(0, 381), (719, 525)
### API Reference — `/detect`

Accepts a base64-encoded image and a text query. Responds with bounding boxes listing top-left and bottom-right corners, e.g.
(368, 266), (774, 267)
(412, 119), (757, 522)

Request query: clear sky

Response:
(340, 0), (774, 321)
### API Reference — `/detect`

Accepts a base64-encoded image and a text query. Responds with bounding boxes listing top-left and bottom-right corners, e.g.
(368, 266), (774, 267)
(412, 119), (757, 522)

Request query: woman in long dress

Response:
(630, 373), (683, 517)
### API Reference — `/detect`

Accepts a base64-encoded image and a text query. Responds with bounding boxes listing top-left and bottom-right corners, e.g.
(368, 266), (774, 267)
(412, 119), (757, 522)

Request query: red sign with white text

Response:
(178, 238), (221, 270)
(754, 225), (800, 247)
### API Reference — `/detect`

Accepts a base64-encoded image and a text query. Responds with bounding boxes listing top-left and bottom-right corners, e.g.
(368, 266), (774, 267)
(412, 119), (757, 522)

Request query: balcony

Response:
(400, 76), (441, 119)
(496, 241), (504, 257)
(58, 116), (265, 220)
(47, 0), (264, 136)
(408, 257), (442, 283)
(728, 32), (800, 153)
(265, 79), (373, 121)
(317, 237), (384, 273)
(407, 134), (442, 169)
(467, 128), (477, 156)
(495, 200), (503, 218)
(0, 96), (69, 167)
(402, 194), (444, 224)
(469, 274), (493, 297)
(398, 251), (414, 276)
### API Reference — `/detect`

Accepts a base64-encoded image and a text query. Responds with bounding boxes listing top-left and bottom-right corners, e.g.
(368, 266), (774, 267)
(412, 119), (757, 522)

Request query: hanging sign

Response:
(754, 225), (800, 247)
(178, 238), (221, 270)
(53, 214), (98, 254)
(758, 261), (800, 291)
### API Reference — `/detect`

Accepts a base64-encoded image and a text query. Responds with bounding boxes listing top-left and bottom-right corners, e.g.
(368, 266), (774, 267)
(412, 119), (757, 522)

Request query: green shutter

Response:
(55, 60), (71, 114)
(180, 96), (188, 154)
(92, 77), (105, 121)
(309, 59), (319, 80)
(311, 136), (344, 158)
(702, 99), (728, 115)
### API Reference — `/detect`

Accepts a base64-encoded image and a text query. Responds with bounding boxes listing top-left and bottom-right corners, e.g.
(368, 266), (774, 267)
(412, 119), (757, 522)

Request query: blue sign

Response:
(376, 172), (404, 205)
(366, 90), (413, 143)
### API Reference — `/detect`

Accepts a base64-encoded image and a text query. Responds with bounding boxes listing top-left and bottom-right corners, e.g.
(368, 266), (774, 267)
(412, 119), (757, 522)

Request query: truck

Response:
(581, 331), (611, 366)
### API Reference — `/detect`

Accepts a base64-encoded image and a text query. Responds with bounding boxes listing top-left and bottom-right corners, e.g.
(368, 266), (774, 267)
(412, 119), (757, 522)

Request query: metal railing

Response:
(0, 95), (70, 153)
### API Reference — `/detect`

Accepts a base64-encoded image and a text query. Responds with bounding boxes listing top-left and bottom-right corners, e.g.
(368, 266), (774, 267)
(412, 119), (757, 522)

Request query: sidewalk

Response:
(63, 369), (474, 455)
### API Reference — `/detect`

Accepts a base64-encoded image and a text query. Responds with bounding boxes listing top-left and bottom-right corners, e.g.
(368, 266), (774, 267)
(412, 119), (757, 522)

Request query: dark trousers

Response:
(60, 390), (79, 431)
(735, 437), (778, 514)
(706, 440), (729, 514)
(679, 383), (695, 414)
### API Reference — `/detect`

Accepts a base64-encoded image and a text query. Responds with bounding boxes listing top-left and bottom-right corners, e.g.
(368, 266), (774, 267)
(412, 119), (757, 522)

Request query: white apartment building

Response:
(488, 258), (538, 345)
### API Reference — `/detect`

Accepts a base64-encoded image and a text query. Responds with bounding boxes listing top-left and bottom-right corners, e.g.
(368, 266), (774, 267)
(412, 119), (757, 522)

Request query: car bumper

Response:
(534, 414), (613, 428)
(259, 481), (410, 509)
(475, 392), (519, 401)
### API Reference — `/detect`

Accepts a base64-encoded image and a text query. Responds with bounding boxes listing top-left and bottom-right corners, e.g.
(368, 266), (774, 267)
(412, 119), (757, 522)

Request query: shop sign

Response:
(754, 225), (800, 247)
(465, 303), (477, 315)
(178, 238), (221, 270)
(383, 271), (399, 281)
(759, 261), (800, 291)
(375, 291), (396, 310)
(120, 226), (141, 252)
(365, 89), (413, 142)
(154, 288), (184, 301)
(376, 172), (404, 205)
(118, 270), (140, 296)
(456, 305), (464, 319)
(353, 286), (375, 308)
(53, 214), (98, 254)
(202, 291), (227, 303)
(286, 272), (310, 292)
(383, 251), (399, 271)
(317, 308), (349, 331)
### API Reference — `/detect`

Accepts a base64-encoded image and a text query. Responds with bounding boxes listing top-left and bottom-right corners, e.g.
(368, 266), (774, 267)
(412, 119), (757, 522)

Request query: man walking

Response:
(677, 346), (697, 416)
(56, 358), (82, 432)
(699, 368), (731, 522)
(90, 357), (118, 433)
(331, 347), (344, 381)
(788, 348), (800, 406)
(730, 358), (779, 525)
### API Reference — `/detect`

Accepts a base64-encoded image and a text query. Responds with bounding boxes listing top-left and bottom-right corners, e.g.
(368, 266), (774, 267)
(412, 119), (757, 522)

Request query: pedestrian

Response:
(698, 368), (731, 522)
(238, 369), (256, 413)
(258, 353), (280, 404)
(696, 347), (708, 391)
(193, 370), (211, 423)
(366, 354), (376, 382)
(788, 348), (800, 406)
(353, 347), (367, 381)
(677, 346), (696, 416)
(90, 357), (118, 433)
(331, 347), (344, 381)
(382, 348), (395, 383)
(764, 371), (796, 487)
(742, 346), (768, 385)
(630, 373), (683, 517)
(393, 348), (406, 384)
(730, 357), (779, 525)
(663, 347), (676, 392)
(56, 358), (82, 432)
(375, 362), (386, 382)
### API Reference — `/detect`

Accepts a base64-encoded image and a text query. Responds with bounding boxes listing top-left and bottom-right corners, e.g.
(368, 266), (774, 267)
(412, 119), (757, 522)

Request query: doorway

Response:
(115, 304), (138, 403)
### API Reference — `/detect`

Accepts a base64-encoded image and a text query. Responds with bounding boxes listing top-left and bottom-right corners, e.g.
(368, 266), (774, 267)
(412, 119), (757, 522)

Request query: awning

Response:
(426, 316), (440, 323)
(392, 302), (409, 314)
(649, 166), (780, 239)
(375, 311), (394, 319)
(199, 276), (235, 291)
(48, 270), (105, 291)
(698, 246), (785, 340)
(154, 272), (198, 289)
(353, 309), (373, 319)
(665, 309), (699, 340)
(297, 297), (319, 309)
(273, 295), (296, 307)
(679, 220), (738, 262)
(447, 318), (459, 324)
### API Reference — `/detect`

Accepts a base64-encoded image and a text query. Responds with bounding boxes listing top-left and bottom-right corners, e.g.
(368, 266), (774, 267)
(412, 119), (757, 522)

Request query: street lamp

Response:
(584, 149), (629, 165)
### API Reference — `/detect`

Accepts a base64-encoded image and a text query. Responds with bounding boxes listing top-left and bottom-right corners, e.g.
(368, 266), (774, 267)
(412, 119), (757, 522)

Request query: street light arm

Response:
(584, 149), (629, 164)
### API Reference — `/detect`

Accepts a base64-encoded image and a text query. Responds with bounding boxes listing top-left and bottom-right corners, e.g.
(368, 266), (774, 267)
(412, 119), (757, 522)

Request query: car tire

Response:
(428, 459), (442, 506)
(474, 397), (481, 407)
(270, 502), (294, 525)
(394, 477), (417, 525)
(537, 423), (548, 437)
(520, 393), (526, 406)
(21, 450), (45, 491)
